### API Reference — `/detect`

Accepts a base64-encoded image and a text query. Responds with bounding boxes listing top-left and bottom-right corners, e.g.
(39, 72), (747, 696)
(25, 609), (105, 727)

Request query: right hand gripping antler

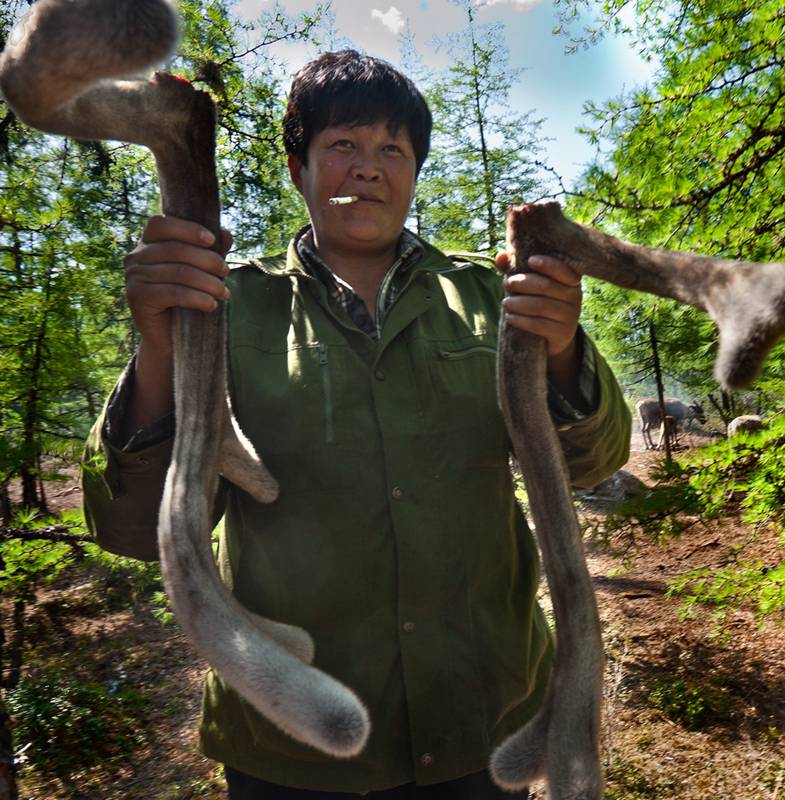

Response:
(0, 0), (369, 758)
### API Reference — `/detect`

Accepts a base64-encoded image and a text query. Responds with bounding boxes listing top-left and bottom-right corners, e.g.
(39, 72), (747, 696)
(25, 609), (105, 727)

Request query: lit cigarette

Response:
(329, 195), (360, 205)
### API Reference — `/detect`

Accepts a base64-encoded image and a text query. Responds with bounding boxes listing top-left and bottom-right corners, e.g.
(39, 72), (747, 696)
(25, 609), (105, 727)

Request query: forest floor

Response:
(7, 430), (785, 800)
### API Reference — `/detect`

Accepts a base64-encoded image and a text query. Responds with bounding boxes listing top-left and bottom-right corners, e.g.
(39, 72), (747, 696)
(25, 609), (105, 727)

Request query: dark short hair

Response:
(283, 50), (432, 174)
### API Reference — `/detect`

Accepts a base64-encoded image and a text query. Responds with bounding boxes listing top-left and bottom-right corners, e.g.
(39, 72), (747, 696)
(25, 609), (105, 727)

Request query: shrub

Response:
(584, 415), (785, 620)
(647, 675), (731, 730)
(604, 759), (664, 799)
(8, 671), (146, 774)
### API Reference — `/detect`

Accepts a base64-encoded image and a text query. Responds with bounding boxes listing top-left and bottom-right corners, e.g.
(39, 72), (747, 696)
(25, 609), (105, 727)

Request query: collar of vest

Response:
(241, 231), (495, 279)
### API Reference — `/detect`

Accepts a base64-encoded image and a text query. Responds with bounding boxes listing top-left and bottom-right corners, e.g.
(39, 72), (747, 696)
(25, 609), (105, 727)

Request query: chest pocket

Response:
(418, 333), (509, 470)
(230, 341), (321, 449)
(228, 328), (379, 453)
(425, 335), (500, 422)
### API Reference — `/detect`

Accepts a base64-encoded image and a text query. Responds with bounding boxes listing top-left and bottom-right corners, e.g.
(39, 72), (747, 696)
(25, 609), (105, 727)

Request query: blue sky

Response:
(236, 0), (658, 188)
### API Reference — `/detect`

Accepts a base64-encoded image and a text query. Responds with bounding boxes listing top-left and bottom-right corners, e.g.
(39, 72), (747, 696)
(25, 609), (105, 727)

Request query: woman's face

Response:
(288, 121), (417, 260)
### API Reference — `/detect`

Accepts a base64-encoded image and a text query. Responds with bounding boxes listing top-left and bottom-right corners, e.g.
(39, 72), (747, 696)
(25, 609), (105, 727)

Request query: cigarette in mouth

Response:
(329, 195), (360, 205)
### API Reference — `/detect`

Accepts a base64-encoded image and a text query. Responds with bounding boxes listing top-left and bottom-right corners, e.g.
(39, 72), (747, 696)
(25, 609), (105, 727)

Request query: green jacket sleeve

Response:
(556, 334), (631, 489)
(81, 394), (174, 562)
(82, 369), (231, 562)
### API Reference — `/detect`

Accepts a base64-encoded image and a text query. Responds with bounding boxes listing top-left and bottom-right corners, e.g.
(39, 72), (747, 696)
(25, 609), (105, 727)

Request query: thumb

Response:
(495, 250), (511, 274)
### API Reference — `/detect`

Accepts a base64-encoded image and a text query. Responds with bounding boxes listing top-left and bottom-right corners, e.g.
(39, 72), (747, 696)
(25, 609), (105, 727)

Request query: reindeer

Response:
(4, 4), (785, 800)
(727, 414), (764, 437)
(636, 398), (706, 450)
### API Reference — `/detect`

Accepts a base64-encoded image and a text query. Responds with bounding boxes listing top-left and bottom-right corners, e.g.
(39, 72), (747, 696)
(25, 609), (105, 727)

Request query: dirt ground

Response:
(6, 431), (785, 800)
(577, 433), (785, 800)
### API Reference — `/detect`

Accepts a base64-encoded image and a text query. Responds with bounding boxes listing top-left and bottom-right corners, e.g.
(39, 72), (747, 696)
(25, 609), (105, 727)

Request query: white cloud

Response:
(475, 0), (545, 10)
(371, 6), (406, 35)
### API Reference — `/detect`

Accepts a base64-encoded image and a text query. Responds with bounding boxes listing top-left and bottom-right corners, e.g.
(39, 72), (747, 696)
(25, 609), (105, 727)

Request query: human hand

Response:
(495, 251), (582, 358)
(123, 215), (233, 354)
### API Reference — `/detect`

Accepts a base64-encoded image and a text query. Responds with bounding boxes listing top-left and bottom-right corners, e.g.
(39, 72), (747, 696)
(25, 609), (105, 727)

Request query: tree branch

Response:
(0, 525), (91, 544)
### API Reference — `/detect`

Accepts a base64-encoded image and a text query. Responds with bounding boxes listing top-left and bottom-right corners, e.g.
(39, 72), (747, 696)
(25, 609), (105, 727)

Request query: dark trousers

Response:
(225, 766), (529, 799)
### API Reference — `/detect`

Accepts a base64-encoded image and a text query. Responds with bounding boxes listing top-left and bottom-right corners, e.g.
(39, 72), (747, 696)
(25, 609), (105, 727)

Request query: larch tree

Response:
(414, 0), (545, 253)
(570, 0), (785, 410)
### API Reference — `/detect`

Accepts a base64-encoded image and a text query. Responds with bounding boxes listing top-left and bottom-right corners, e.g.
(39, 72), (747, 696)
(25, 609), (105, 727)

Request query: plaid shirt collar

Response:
(294, 226), (423, 340)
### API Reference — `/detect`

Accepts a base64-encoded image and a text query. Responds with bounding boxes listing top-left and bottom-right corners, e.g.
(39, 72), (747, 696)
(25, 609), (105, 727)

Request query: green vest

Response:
(82, 236), (631, 793)
(206, 237), (562, 790)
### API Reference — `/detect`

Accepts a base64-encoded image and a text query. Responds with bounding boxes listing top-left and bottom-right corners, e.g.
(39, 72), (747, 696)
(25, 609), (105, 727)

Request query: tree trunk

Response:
(721, 389), (736, 424)
(0, 486), (10, 526)
(707, 389), (736, 427)
(36, 455), (47, 515)
(18, 455), (38, 510)
(11, 230), (21, 282)
(85, 387), (97, 420)
(0, 599), (27, 800)
(466, 4), (497, 251)
(0, 549), (19, 800)
(648, 321), (673, 463)
(19, 267), (51, 512)
(0, 695), (17, 800)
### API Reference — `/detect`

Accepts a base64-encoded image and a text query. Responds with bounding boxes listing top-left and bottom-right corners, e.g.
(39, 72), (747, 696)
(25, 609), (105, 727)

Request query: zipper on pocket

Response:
(318, 343), (334, 444)
(439, 344), (497, 360)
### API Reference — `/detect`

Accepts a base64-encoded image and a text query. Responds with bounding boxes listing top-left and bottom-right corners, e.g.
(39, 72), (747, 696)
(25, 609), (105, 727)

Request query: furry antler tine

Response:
(512, 203), (785, 390)
(0, 0), (371, 758)
(491, 208), (604, 800)
(0, 0), (178, 125)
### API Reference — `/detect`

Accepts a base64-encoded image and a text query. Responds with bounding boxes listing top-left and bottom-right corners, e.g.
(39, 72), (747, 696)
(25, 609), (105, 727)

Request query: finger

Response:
(142, 213), (216, 248)
(527, 255), (581, 287)
(126, 240), (228, 278)
(504, 271), (583, 304)
(503, 311), (573, 353)
(126, 281), (226, 315)
(126, 262), (230, 302)
(503, 293), (580, 325)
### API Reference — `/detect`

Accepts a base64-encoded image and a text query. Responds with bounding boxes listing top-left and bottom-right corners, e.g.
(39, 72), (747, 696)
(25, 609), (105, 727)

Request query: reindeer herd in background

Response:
(636, 398), (770, 450)
(2, 1), (785, 798)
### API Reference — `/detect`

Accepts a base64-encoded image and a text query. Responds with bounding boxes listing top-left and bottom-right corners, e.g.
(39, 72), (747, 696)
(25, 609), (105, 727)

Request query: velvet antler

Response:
(0, 0), (369, 758)
(492, 202), (785, 799)
(507, 203), (785, 390)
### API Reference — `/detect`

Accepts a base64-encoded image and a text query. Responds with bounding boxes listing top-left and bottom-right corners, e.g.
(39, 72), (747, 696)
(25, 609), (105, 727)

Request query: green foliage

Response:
(669, 562), (785, 622)
(604, 759), (671, 800)
(151, 589), (176, 626)
(581, 282), (715, 404)
(678, 416), (785, 533)
(762, 764), (785, 798)
(0, 0), (323, 514)
(0, 509), (87, 594)
(584, 454), (702, 554)
(567, 0), (785, 400)
(647, 675), (731, 730)
(0, 533), (74, 594)
(0, 506), (168, 613)
(0, 97), (153, 509)
(83, 542), (167, 610)
(7, 671), (146, 774)
(174, 0), (316, 256)
(570, 0), (785, 256)
(586, 416), (785, 620)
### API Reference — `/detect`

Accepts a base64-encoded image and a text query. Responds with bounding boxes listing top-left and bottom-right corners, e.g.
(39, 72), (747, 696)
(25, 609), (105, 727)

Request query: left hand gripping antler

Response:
(0, 0), (370, 758)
